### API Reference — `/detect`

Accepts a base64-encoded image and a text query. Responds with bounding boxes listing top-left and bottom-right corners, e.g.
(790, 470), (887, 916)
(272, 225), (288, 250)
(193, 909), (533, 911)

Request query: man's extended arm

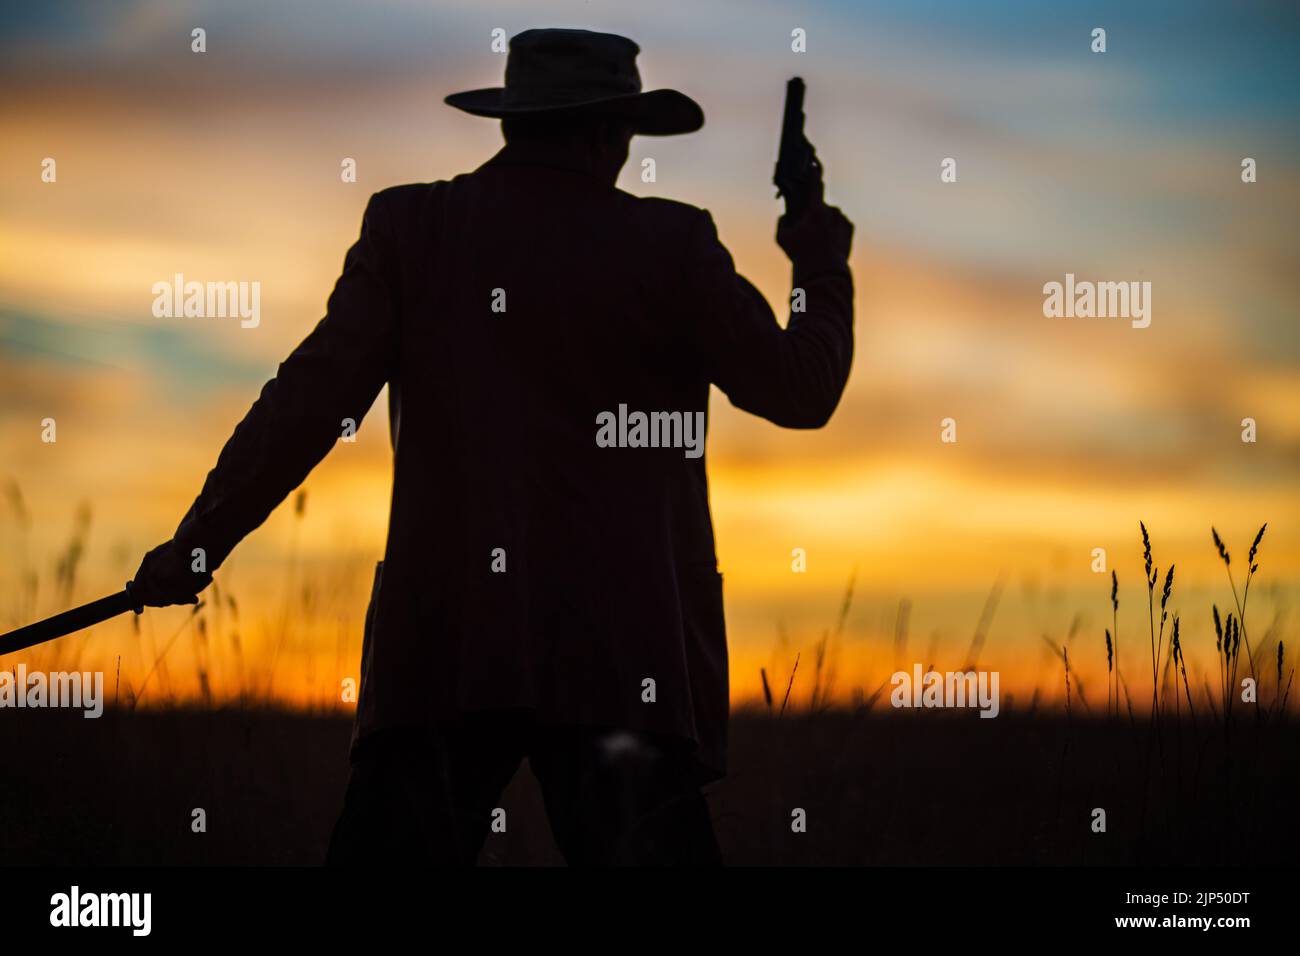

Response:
(131, 194), (399, 606)
(683, 196), (854, 428)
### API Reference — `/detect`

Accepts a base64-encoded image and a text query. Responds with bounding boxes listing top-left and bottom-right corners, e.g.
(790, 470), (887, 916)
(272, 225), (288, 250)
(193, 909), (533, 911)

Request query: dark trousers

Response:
(326, 712), (721, 866)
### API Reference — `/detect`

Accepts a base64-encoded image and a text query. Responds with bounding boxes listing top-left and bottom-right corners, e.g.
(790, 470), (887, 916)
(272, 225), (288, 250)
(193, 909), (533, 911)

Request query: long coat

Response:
(170, 142), (854, 779)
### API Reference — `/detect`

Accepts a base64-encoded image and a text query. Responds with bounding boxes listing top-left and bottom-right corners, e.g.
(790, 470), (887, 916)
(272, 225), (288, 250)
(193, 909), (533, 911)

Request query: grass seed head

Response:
(1212, 526), (1230, 566)
(1249, 523), (1267, 566)
(1140, 522), (1153, 582)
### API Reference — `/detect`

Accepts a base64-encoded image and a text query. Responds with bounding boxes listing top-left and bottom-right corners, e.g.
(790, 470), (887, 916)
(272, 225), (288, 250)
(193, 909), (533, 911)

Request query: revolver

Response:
(773, 77), (824, 223)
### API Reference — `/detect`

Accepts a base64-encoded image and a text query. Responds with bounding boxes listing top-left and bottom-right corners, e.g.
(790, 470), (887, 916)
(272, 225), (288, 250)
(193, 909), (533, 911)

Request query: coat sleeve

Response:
(680, 209), (854, 429)
(170, 192), (400, 569)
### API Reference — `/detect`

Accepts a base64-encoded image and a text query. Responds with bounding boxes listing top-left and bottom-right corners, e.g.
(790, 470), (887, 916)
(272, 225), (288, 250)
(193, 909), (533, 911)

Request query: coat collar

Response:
(479, 143), (613, 184)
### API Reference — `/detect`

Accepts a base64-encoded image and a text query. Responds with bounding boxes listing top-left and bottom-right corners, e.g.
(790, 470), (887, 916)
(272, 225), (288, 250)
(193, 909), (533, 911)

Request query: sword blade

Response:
(0, 588), (140, 657)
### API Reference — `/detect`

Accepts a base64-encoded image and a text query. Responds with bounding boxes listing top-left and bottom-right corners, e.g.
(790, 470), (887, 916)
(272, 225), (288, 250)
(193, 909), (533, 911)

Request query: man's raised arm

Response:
(131, 193), (400, 607)
(682, 195), (854, 429)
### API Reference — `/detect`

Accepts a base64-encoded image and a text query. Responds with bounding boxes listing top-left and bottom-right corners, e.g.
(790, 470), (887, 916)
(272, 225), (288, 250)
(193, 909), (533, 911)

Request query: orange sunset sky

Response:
(3, 0), (1299, 713)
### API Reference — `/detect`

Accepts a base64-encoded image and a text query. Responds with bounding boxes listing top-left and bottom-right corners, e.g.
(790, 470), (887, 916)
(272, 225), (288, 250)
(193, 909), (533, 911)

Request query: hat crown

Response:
(502, 29), (642, 108)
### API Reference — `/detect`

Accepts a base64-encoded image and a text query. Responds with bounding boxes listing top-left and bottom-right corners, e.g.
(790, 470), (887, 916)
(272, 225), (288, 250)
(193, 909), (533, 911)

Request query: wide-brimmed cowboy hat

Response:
(444, 28), (704, 136)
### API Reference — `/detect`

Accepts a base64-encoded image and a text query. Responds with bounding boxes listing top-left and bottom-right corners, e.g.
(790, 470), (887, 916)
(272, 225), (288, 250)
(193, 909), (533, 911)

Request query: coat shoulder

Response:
(367, 181), (445, 217)
(618, 191), (708, 226)
(614, 192), (715, 252)
(363, 181), (462, 242)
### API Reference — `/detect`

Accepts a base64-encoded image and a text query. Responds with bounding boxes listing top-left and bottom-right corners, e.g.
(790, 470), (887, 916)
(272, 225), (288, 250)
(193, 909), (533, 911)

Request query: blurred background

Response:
(2, 0), (1299, 713)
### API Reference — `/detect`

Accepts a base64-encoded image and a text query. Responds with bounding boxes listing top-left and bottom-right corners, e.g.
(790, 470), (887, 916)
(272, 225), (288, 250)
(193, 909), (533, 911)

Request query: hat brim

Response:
(443, 87), (703, 136)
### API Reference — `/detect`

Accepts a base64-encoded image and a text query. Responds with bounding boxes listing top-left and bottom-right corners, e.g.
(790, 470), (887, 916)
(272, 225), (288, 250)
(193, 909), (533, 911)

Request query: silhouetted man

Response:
(132, 27), (854, 865)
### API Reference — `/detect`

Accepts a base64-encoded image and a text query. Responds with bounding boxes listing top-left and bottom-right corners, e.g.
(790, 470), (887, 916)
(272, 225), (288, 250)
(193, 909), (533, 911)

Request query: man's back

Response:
(364, 147), (731, 773)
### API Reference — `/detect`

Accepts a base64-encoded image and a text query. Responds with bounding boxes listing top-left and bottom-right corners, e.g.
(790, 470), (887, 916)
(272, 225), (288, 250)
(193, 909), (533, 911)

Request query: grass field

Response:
(2, 705), (1296, 866)
(3, 494), (1295, 865)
